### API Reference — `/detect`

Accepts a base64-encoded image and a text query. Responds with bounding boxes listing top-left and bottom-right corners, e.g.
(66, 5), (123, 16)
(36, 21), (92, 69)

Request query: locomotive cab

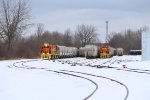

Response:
(40, 43), (51, 60)
(100, 45), (111, 58)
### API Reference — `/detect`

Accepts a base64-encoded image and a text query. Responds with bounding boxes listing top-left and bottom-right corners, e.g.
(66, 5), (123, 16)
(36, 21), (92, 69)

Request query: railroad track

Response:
(12, 59), (98, 100)
(60, 69), (129, 100)
(91, 58), (150, 75)
(12, 59), (129, 100)
(60, 57), (150, 75)
(107, 66), (150, 74)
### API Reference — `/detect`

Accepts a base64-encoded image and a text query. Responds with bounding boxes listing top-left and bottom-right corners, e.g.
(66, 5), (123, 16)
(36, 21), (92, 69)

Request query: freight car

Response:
(117, 48), (124, 56)
(58, 46), (65, 58)
(79, 47), (86, 57)
(84, 45), (99, 59)
(72, 47), (78, 57)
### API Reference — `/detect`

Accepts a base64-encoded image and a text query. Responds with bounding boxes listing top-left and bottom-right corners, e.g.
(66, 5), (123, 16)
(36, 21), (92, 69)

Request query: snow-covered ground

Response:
(0, 55), (150, 100)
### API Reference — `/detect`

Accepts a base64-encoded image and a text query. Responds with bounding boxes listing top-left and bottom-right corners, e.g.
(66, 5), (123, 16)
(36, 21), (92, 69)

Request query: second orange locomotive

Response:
(99, 45), (116, 58)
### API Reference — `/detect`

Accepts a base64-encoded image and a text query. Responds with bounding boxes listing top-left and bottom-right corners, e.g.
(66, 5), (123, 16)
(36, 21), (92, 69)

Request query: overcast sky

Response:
(30, 0), (150, 42)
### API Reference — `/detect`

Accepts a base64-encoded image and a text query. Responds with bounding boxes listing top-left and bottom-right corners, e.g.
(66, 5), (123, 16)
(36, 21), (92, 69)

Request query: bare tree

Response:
(35, 23), (44, 44)
(107, 27), (148, 54)
(36, 23), (44, 38)
(63, 29), (73, 46)
(75, 24), (97, 47)
(73, 33), (82, 48)
(51, 31), (63, 45)
(107, 32), (124, 48)
(0, 0), (31, 54)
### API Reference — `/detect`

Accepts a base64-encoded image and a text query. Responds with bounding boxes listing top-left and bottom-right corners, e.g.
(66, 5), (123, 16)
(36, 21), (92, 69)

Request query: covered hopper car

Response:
(84, 45), (99, 58)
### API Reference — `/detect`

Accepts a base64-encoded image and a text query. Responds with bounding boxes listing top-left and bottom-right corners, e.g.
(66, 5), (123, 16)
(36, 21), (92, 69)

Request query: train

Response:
(40, 43), (78, 60)
(40, 43), (124, 60)
(84, 45), (99, 59)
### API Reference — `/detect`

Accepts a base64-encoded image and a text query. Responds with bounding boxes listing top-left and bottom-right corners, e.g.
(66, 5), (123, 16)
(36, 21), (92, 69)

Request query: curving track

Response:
(12, 59), (98, 100)
(12, 59), (129, 100)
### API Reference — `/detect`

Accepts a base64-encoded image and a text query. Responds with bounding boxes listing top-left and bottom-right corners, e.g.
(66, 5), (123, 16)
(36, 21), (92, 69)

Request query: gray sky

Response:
(30, 0), (150, 42)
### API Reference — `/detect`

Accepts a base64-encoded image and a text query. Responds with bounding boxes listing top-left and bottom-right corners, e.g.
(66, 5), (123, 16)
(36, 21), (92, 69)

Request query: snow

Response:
(0, 55), (150, 100)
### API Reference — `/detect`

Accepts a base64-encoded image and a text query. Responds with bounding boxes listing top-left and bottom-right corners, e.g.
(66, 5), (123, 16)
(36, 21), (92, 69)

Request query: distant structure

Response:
(142, 30), (150, 60)
(105, 20), (109, 43)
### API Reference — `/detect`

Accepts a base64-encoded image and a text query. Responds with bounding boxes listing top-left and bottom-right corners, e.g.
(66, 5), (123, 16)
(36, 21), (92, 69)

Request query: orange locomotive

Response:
(40, 43), (59, 60)
(40, 43), (51, 59)
(100, 45), (115, 58)
(100, 45), (110, 58)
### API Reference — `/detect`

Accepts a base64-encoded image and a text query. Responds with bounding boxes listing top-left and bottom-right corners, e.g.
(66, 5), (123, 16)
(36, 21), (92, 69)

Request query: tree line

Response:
(0, 0), (148, 59)
(19, 24), (98, 58)
(107, 27), (148, 54)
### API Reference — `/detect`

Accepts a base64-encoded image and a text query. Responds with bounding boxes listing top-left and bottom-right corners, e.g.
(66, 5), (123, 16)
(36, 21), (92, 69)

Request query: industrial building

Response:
(142, 30), (150, 60)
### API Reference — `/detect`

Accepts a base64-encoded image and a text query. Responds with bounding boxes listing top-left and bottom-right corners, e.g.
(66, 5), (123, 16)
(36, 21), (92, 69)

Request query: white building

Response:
(142, 30), (150, 60)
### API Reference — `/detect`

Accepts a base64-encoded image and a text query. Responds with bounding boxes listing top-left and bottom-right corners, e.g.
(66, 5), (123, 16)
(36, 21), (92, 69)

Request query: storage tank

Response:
(142, 30), (150, 60)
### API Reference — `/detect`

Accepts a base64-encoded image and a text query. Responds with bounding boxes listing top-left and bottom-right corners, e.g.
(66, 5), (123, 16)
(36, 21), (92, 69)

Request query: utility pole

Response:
(105, 20), (109, 43)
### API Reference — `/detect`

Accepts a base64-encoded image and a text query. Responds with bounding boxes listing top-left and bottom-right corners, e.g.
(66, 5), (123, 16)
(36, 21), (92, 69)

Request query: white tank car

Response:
(110, 47), (117, 56)
(113, 48), (117, 56)
(79, 47), (86, 57)
(58, 46), (66, 58)
(65, 47), (70, 57)
(117, 48), (124, 56)
(58, 46), (78, 58)
(68, 47), (72, 57)
(67, 47), (75, 57)
(85, 45), (99, 58)
(72, 47), (78, 57)
(65, 47), (72, 57)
